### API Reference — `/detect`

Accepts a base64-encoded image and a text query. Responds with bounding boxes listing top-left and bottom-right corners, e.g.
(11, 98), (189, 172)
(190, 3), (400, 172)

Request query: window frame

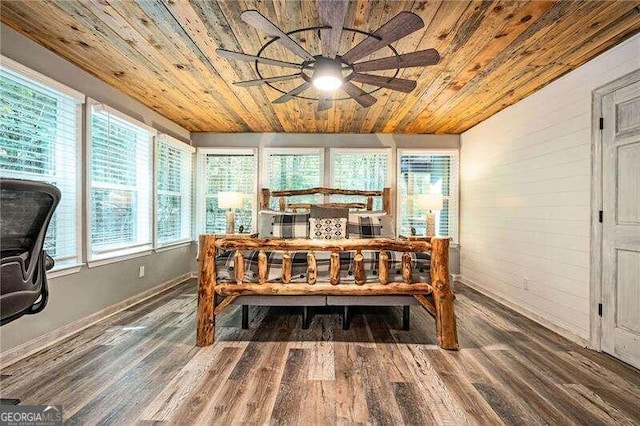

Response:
(154, 134), (195, 249)
(396, 148), (460, 243)
(262, 147), (325, 206)
(196, 147), (259, 235)
(329, 147), (393, 209)
(0, 56), (84, 272)
(85, 98), (157, 265)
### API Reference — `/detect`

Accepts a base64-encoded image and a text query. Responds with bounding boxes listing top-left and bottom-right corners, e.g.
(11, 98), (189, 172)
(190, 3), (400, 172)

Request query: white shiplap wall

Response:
(460, 33), (640, 343)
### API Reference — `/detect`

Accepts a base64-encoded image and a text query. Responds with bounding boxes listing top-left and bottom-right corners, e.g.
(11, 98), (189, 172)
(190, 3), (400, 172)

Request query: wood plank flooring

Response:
(1, 280), (639, 424)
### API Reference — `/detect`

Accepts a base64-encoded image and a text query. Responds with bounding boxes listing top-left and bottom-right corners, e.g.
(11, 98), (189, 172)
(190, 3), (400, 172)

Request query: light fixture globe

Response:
(312, 58), (343, 91)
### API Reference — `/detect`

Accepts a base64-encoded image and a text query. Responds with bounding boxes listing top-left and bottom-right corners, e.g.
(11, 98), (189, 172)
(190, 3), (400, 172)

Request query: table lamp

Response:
(218, 191), (244, 234)
(416, 193), (443, 237)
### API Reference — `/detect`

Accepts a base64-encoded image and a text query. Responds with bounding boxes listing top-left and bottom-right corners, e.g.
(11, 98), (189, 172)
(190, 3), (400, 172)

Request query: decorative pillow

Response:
(349, 213), (395, 239)
(378, 215), (396, 239)
(309, 217), (347, 240)
(272, 212), (310, 239)
(311, 205), (349, 219)
(258, 210), (276, 237)
(348, 216), (382, 239)
(259, 211), (310, 238)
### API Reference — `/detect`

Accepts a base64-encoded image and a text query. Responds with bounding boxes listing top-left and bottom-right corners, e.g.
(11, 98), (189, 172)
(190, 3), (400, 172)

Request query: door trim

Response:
(590, 69), (640, 350)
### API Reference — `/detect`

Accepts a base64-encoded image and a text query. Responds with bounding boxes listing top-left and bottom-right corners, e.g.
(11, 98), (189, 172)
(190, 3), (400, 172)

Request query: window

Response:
(0, 58), (82, 268)
(263, 148), (323, 208)
(201, 149), (257, 234)
(155, 135), (194, 246)
(330, 149), (391, 210)
(397, 150), (459, 242)
(88, 101), (154, 260)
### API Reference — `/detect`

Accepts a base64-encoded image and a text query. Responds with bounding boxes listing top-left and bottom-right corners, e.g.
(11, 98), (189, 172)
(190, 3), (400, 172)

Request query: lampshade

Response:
(416, 193), (443, 211)
(218, 191), (244, 209)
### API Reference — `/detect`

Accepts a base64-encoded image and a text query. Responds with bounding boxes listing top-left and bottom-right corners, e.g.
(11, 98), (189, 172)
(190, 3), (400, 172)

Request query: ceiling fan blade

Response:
(241, 10), (315, 61)
(234, 73), (302, 87)
(216, 49), (302, 70)
(273, 82), (311, 104)
(349, 73), (417, 93)
(341, 11), (424, 64)
(317, 94), (332, 111)
(318, 0), (348, 59)
(342, 82), (377, 108)
(352, 49), (440, 72)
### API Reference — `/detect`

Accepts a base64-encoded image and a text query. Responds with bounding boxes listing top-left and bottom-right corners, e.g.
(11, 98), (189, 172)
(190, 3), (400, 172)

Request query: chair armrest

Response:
(44, 252), (55, 271)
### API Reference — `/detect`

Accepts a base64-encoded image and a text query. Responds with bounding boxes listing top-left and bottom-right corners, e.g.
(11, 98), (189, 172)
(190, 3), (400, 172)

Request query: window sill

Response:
(88, 247), (153, 268)
(47, 263), (83, 279)
(154, 240), (195, 253)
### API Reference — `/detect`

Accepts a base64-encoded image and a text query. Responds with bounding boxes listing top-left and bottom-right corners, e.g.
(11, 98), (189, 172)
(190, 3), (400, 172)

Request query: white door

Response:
(601, 79), (640, 369)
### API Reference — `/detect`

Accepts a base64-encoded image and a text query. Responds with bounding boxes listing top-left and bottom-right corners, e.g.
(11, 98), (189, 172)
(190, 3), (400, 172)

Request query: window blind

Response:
(397, 151), (459, 242)
(89, 103), (153, 259)
(331, 149), (390, 210)
(156, 135), (194, 246)
(264, 149), (323, 208)
(0, 63), (81, 267)
(204, 151), (256, 234)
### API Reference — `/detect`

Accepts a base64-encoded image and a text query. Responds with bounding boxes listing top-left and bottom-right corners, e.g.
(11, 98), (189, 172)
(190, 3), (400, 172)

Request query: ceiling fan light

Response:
(312, 58), (343, 91)
(313, 75), (343, 91)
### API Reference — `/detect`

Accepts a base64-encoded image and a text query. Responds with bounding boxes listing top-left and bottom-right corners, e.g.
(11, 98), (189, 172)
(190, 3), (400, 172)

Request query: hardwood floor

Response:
(1, 279), (639, 425)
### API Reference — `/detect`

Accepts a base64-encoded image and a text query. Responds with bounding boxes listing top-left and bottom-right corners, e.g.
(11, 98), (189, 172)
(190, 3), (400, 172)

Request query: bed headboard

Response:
(260, 187), (392, 214)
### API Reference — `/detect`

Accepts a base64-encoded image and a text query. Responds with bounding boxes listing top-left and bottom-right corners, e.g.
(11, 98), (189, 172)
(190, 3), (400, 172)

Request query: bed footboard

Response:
(196, 235), (458, 350)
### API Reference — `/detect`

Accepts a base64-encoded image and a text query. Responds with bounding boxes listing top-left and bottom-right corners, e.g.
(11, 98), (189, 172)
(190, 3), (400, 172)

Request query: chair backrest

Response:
(1, 179), (60, 325)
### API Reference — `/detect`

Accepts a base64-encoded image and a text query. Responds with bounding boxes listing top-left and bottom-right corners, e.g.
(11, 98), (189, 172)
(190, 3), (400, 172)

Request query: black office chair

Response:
(1, 179), (60, 404)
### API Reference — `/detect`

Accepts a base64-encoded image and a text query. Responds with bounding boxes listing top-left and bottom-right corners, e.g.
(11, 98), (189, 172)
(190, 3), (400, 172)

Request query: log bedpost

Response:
(282, 251), (292, 284)
(402, 252), (412, 283)
(197, 234), (216, 347)
(430, 238), (459, 350)
(279, 196), (286, 212)
(258, 250), (268, 283)
(307, 252), (317, 285)
(382, 187), (392, 215)
(234, 250), (244, 284)
(330, 252), (340, 285)
(379, 251), (389, 284)
(366, 196), (374, 210)
(354, 250), (365, 285)
(260, 188), (271, 210)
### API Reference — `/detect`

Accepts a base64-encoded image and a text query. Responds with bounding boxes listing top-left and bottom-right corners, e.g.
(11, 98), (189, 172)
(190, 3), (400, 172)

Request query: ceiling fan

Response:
(216, 0), (440, 111)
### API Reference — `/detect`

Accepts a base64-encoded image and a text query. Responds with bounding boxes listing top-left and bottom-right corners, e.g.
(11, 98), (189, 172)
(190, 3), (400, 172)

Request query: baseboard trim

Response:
(458, 275), (589, 347)
(1, 273), (193, 368)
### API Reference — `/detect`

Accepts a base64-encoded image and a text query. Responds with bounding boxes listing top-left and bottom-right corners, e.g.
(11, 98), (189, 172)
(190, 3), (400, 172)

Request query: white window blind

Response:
(264, 149), (323, 208)
(397, 150), (459, 242)
(330, 149), (390, 210)
(156, 135), (194, 246)
(89, 103), (153, 259)
(203, 150), (256, 234)
(0, 61), (82, 268)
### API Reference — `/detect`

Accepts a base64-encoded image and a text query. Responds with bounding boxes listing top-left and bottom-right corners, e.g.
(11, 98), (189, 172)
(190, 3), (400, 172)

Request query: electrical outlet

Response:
(139, 266), (145, 278)
(522, 276), (530, 290)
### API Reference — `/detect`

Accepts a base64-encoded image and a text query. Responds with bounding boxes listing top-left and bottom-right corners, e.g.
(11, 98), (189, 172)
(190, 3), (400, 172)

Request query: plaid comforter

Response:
(215, 250), (431, 284)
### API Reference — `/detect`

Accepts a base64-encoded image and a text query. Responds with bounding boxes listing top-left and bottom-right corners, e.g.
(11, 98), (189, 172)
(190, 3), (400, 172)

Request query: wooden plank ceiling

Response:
(2, 1), (639, 133)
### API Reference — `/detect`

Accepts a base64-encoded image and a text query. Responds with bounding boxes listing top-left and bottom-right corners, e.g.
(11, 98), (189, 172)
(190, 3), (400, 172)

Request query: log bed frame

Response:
(196, 187), (459, 350)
